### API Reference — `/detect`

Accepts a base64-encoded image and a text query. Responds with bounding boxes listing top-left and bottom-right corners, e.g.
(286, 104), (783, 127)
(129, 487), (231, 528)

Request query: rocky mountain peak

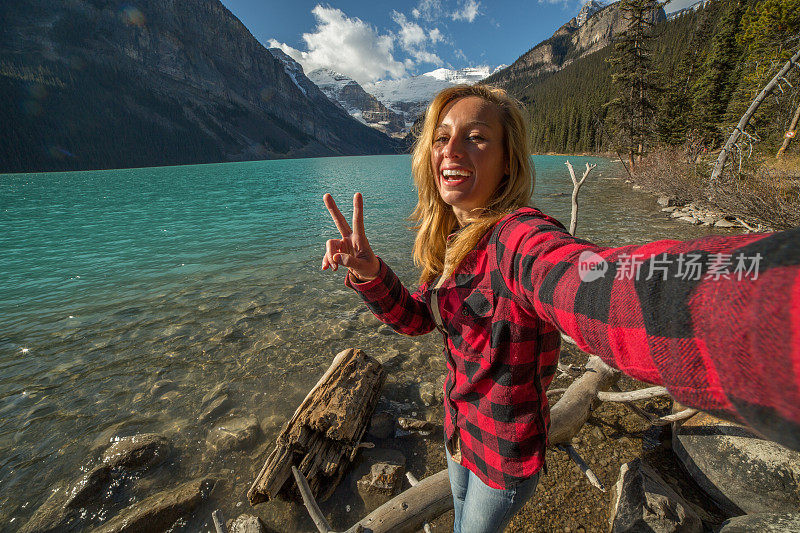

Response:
(486, 0), (665, 88)
(577, 0), (607, 26)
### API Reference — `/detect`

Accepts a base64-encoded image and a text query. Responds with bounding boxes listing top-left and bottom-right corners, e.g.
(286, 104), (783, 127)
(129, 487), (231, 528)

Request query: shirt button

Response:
(461, 308), (469, 316)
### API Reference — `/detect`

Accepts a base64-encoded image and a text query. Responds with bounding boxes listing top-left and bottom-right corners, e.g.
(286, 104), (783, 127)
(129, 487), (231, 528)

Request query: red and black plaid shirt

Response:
(347, 207), (800, 489)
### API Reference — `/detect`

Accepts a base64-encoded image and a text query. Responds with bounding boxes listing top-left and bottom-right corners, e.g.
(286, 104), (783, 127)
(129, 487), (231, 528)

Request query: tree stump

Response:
(247, 348), (385, 505)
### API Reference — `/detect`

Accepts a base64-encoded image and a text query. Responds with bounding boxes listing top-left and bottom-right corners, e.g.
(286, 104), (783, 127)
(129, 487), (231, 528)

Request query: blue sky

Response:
(220, 0), (691, 84)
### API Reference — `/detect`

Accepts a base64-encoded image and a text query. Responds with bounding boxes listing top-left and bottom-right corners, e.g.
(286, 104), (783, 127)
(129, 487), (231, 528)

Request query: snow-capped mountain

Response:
(667, 0), (710, 20)
(363, 66), (504, 129)
(576, 0), (606, 26)
(308, 68), (406, 138)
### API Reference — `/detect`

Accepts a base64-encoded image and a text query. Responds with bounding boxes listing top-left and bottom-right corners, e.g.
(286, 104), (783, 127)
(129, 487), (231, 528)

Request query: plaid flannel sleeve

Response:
(345, 257), (435, 336)
(497, 211), (800, 450)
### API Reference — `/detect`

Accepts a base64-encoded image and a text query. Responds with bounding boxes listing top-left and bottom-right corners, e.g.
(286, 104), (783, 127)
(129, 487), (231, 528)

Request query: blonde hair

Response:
(410, 84), (535, 284)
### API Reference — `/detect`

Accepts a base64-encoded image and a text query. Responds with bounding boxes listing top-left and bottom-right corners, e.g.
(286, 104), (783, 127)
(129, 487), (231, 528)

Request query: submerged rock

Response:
(199, 394), (233, 425)
(150, 380), (177, 398)
(609, 458), (702, 533)
(206, 416), (261, 453)
(19, 482), (77, 533)
(101, 433), (172, 470)
(201, 383), (228, 406)
(673, 412), (800, 515)
(94, 477), (215, 533)
(21, 434), (172, 533)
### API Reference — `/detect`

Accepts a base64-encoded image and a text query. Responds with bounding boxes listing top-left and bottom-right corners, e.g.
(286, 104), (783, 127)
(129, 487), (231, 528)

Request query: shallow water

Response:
(0, 155), (735, 531)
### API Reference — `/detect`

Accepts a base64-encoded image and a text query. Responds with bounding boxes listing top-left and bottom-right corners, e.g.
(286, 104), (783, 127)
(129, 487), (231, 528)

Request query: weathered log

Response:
(248, 348), (385, 505)
(345, 470), (452, 533)
(597, 386), (668, 402)
(548, 355), (620, 446)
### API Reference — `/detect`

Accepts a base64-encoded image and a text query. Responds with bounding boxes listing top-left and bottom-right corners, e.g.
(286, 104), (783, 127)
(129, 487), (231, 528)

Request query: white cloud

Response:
(429, 28), (443, 44)
(393, 12), (427, 48)
(392, 11), (443, 67)
(451, 0), (481, 22)
(268, 5), (407, 84)
(413, 0), (444, 22)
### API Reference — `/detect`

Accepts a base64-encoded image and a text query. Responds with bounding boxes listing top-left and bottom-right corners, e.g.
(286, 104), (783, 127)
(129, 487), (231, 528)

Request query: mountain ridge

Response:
(0, 0), (398, 173)
(486, 0), (666, 88)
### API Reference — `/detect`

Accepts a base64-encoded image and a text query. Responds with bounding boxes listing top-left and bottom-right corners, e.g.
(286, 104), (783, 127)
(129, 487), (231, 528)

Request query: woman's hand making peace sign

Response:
(322, 193), (380, 282)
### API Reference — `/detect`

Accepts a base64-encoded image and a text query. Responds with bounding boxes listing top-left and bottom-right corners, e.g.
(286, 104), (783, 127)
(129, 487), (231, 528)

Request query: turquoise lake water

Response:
(0, 155), (734, 531)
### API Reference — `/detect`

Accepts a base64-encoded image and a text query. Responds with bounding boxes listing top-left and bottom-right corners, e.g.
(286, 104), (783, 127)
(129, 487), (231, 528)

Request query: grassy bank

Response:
(628, 149), (800, 231)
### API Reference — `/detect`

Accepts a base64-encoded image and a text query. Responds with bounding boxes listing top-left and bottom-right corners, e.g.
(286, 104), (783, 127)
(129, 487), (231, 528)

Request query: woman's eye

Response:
(468, 135), (484, 142)
(434, 136), (448, 144)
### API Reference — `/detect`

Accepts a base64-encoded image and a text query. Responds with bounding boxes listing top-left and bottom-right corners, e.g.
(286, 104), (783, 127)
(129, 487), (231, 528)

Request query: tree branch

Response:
(597, 386), (668, 402)
(710, 47), (800, 183)
(558, 444), (606, 492)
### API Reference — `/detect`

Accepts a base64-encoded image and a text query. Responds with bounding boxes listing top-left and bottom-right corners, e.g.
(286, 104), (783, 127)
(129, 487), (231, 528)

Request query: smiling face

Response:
(431, 96), (508, 225)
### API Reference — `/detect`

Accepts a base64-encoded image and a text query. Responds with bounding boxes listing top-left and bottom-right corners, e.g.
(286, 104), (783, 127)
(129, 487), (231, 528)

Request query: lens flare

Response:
(120, 5), (145, 27)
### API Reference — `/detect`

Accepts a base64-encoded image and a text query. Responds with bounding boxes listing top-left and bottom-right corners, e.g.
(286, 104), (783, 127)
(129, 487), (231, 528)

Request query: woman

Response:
(322, 84), (800, 532)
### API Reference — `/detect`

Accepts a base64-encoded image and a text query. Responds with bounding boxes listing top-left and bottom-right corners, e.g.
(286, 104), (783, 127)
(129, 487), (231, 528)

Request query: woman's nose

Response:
(443, 137), (463, 158)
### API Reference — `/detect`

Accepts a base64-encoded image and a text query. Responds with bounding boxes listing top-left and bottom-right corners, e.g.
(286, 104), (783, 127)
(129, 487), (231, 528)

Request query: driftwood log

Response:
(247, 348), (385, 505)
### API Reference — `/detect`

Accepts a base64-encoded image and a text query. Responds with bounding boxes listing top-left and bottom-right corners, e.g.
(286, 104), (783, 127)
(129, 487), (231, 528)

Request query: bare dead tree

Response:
(776, 102), (800, 158)
(710, 47), (800, 183)
(565, 161), (597, 235)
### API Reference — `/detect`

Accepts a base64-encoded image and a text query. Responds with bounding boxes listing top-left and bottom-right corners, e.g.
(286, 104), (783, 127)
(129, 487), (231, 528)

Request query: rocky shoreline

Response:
(22, 335), (800, 533)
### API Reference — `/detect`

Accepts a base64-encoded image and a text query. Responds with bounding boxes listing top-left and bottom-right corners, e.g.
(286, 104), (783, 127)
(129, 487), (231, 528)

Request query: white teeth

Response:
(442, 169), (470, 177)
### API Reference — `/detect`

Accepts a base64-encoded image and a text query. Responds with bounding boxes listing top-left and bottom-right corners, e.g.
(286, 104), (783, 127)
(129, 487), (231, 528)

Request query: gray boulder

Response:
(673, 412), (800, 515)
(357, 463), (405, 509)
(352, 447), (406, 509)
(94, 477), (215, 533)
(228, 514), (267, 533)
(206, 416), (261, 453)
(657, 196), (679, 207)
(609, 459), (702, 533)
(719, 512), (800, 532)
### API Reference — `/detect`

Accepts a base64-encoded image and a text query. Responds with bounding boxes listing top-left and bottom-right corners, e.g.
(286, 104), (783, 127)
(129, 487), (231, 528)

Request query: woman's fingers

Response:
(352, 192), (366, 239)
(324, 238), (341, 271)
(324, 194), (352, 238)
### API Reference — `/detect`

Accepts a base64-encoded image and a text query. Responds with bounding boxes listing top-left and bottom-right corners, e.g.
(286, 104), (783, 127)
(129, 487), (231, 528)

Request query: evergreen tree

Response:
(691, 0), (745, 145)
(606, 0), (660, 169)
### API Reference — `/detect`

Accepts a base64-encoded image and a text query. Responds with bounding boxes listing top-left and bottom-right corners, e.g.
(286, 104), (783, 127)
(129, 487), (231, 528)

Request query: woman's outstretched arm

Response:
(496, 208), (800, 450)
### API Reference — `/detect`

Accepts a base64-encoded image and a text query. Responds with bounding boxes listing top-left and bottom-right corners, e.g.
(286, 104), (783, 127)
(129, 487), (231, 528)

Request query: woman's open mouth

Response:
(441, 169), (472, 186)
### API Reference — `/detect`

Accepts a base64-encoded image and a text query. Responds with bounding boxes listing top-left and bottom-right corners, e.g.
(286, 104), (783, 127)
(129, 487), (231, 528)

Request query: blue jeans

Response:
(446, 451), (540, 533)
